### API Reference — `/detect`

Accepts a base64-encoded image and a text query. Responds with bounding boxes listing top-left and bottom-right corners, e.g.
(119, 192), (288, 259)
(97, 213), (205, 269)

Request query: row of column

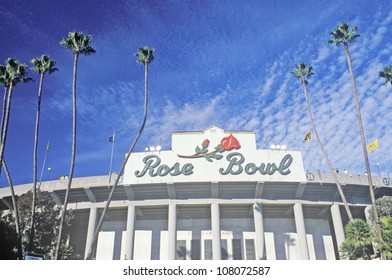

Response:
(84, 202), (346, 260)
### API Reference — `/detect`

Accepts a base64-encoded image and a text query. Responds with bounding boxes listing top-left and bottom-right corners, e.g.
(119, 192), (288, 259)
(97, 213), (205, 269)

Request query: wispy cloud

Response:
(134, 3), (392, 177)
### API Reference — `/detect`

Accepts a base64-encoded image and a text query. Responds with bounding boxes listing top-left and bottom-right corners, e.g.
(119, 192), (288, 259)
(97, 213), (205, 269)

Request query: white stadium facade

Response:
(1, 126), (391, 260)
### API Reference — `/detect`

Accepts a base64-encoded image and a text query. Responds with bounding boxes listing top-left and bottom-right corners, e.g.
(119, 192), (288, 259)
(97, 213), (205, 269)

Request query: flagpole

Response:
(108, 132), (115, 186)
(38, 141), (50, 190)
(378, 141), (391, 182)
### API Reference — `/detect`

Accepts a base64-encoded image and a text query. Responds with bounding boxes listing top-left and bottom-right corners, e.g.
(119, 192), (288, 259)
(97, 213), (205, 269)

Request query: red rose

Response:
(201, 139), (210, 148)
(220, 134), (240, 151)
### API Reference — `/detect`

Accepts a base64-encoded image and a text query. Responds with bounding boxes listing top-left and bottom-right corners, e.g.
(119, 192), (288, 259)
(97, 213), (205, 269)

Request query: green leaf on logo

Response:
(214, 154), (223, 160)
(195, 146), (201, 153)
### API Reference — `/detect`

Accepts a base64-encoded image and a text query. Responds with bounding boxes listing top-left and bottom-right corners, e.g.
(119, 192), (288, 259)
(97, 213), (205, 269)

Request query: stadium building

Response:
(1, 126), (391, 260)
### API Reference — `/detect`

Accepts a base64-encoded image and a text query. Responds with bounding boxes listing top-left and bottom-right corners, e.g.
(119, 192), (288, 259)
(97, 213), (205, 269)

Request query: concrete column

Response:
(293, 203), (310, 260)
(253, 203), (265, 260)
(84, 207), (98, 259)
(124, 205), (136, 260)
(331, 204), (345, 252)
(168, 203), (177, 260)
(211, 203), (221, 260)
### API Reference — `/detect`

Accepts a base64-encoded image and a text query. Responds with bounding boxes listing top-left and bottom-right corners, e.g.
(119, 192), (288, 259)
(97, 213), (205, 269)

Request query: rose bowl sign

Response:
(123, 126), (307, 184)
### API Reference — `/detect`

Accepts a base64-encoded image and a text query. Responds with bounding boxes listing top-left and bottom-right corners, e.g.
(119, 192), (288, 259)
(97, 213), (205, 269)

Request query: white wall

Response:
(134, 219), (167, 260)
(96, 220), (126, 260)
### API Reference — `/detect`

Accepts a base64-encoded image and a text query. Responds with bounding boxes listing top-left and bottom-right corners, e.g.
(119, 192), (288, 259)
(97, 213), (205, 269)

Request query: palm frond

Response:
(60, 32), (96, 56)
(135, 46), (155, 64)
(4, 58), (32, 86)
(379, 65), (392, 86)
(0, 64), (8, 86)
(31, 55), (59, 75)
(291, 63), (315, 84)
(328, 22), (360, 46)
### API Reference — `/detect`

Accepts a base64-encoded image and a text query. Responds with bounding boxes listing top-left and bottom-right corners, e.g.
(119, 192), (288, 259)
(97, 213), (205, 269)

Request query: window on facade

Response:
(191, 239), (201, 260)
(245, 239), (256, 260)
(221, 239), (228, 260)
(232, 239), (242, 260)
(204, 240), (213, 260)
(176, 240), (186, 260)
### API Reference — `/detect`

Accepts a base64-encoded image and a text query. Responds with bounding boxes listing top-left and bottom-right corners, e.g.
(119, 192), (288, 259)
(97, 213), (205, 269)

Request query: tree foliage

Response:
(290, 63), (315, 85)
(135, 46), (155, 65)
(0, 214), (18, 259)
(339, 218), (373, 260)
(31, 55), (59, 76)
(60, 32), (96, 56)
(376, 195), (392, 218)
(376, 216), (392, 259)
(379, 65), (392, 86)
(328, 22), (360, 46)
(0, 190), (73, 259)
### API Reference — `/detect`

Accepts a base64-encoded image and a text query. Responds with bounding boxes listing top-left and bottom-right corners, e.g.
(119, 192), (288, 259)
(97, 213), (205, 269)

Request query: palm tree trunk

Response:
(302, 78), (353, 220)
(85, 62), (150, 260)
(0, 87), (8, 144)
(343, 43), (384, 252)
(0, 86), (22, 258)
(0, 84), (13, 173)
(2, 158), (23, 259)
(28, 73), (45, 252)
(54, 52), (79, 260)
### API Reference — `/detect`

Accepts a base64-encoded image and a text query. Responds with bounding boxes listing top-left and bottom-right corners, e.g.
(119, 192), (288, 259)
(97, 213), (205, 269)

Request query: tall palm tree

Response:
(379, 65), (392, 86)
(0, 64), (23, 259)
(55, 32), (96, 260)
(28, 55), (58, 252)
(85, 46), (155, 260)
(1, 59), (32, 259)
(291, 63), (353, 220)
(328, 22), (384, 255)
(0, 58), (32, 172)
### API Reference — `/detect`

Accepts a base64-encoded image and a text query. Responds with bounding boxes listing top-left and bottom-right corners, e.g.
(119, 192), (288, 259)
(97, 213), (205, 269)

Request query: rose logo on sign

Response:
(178, 134), (241, 162)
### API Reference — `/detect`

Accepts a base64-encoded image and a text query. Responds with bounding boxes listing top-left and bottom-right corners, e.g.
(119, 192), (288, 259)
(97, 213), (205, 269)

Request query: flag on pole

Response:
(303, 132), (312, 142)
(368, 139), (379, 152)
(109, 133), (115, 143)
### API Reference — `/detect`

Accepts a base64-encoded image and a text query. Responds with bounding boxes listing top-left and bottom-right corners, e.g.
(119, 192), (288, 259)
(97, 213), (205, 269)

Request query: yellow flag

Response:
(303, 132), (312, 142)
(368, 139), (379, 152)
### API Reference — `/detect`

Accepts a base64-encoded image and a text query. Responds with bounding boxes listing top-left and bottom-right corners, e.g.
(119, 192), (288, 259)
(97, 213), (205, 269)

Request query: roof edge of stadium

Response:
(172, 125), (255, 135)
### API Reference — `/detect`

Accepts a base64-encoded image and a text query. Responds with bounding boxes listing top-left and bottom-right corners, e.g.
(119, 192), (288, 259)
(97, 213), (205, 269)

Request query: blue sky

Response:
(1, 0), (392, 187)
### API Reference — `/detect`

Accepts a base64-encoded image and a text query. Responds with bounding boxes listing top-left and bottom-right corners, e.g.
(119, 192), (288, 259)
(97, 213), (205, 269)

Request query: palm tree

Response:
(0, 64), (23, 259)
(55, 32), (96, 260)
(379, 65), (392, 86)
(28, 55), (58, 252)
(0, 58), (32, 172)
(291, 63), (353, 220)
(85, 46), (155, 260)
(328, 22), (384, 255)
(339, 218), (373, 259)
